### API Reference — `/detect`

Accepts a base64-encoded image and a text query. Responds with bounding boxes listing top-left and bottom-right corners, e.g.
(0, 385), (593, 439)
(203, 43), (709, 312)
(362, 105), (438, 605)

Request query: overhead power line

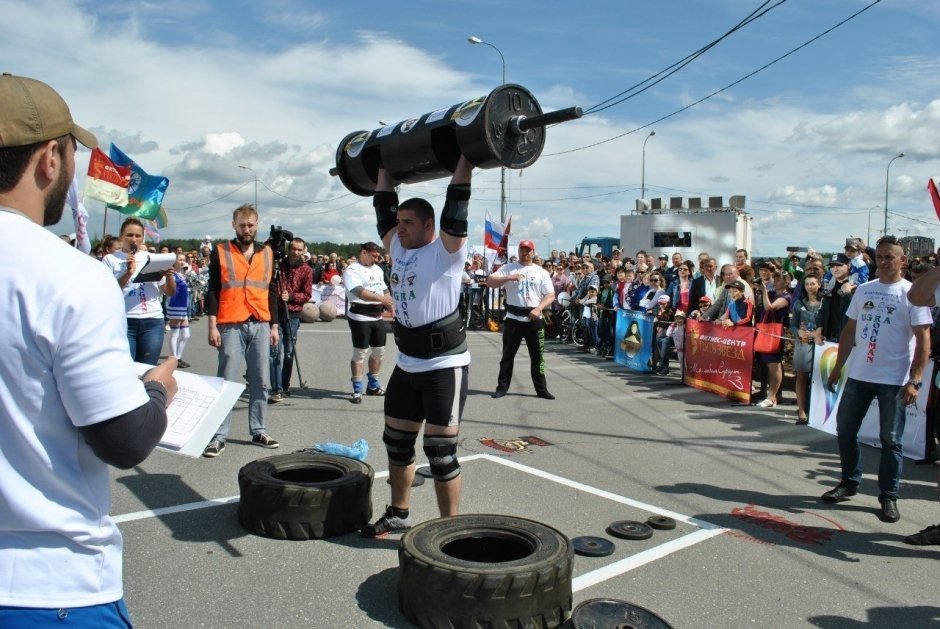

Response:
(548, 0), (883, 157)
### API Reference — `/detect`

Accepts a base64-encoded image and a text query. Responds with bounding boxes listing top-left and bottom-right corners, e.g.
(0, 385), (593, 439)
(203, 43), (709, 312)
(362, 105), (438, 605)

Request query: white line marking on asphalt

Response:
(477, 454), (726, 591)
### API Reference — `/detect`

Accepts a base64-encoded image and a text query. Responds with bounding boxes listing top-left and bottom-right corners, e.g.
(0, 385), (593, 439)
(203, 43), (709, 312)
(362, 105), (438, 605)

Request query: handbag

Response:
(754, 310), (783, 354)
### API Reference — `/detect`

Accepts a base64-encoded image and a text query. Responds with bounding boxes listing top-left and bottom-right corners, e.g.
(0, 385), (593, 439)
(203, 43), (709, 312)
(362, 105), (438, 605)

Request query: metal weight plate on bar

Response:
(571, 536), (615, 558)
(569, 598), (675, 629)
(647, 515), (677, 531)
(606, 520), (654, 541)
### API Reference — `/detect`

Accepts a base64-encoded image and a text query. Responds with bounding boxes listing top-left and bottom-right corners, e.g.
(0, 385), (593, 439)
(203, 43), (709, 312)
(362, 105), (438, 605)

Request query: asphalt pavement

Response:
(112, 316), (940, 628)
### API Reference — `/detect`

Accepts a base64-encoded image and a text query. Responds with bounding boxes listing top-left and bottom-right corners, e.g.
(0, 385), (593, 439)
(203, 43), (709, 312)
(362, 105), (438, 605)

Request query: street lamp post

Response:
(468, 35), (507, 224)
(238, 164), (259, 210)
(641, 131), (656, 200)
(884, 152), (904, 236)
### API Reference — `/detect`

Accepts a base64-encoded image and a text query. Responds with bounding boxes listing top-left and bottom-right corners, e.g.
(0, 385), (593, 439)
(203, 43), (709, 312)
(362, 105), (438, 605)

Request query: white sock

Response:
(168, 327), (181, 357)
(176, 325), (191, 359)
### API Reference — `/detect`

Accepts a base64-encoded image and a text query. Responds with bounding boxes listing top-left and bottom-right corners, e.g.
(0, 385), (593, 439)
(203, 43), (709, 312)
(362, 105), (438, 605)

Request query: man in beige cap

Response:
(0, 74), (176, 625)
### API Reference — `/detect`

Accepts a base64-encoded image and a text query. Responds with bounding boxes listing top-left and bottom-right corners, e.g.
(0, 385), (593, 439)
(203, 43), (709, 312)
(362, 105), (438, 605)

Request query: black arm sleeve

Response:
(78, 381), (169, 469)
(440, 183), (471, 238)
(205, 245), (222, 317)
(374, 191), (399, 239)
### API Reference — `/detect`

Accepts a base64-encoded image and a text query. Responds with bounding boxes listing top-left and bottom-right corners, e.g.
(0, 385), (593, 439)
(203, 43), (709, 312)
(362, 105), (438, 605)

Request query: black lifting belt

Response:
(505, 304), (535, 317)
(394, 309), (467, 359)
(349, 302), (385, 317)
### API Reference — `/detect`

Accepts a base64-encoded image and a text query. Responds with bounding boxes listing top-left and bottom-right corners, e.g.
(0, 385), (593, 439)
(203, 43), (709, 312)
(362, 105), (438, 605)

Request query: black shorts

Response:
(384, 365), (469, 428)
(348, 317), (387, 349)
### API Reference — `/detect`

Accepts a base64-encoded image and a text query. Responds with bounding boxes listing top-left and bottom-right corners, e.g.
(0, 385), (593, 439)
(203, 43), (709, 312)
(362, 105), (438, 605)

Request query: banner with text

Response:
(614, 310), (654, 373)
(809, 341), (929, 460)
(684, 319), (754, 403)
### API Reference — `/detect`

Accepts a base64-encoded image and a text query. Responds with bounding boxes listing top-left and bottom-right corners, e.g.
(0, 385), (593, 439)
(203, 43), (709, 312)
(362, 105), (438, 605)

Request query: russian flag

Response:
(484, 212), (505, 250)
(928, 177), (940, 222)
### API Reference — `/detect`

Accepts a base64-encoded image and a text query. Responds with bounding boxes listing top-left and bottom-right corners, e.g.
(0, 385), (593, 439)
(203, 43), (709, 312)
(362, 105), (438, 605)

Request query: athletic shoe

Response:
(879, 499), (900, 523)
(903, 524), (940, 545)
(351, 392), (363, 404)
(252, 433), (279, 449)
(821, 482), (857, 504)
(361, 505), (412, 538)
(366, 386), (386, 396)
(202, 440), (225, 458)
(268, 392), (282, 404)
(536, 391), (556, 400)
(177, 360), (190, 369)
(492, 389), (507, 399)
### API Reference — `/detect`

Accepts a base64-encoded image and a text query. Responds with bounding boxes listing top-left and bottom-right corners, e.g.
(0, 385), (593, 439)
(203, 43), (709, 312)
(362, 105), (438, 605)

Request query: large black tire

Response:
(238, 453), (373, 540)
(398, 514), (573, 628)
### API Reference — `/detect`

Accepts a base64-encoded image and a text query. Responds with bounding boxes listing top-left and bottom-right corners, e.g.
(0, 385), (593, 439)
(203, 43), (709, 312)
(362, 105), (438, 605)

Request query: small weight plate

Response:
(606, 520), (653, 541)
(571, 536), (615, 557)
(647, 515), (677, 531)
(570, 598), (674, 629)
(387, 474), (425, 487)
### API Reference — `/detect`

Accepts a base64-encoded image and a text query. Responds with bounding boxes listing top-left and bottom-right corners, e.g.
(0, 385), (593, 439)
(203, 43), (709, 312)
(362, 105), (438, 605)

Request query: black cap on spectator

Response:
(828, 253), (850, 266)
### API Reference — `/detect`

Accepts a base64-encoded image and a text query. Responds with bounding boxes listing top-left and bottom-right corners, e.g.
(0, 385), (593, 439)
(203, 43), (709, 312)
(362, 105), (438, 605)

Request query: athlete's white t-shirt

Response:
(0, 209), (151, 607)
(103, 250), (166, 319)
(390, 233), (470, 372)
(489, 262), (554, 322)
(342, 261), (388, 322)
(845, 278), (931, 385)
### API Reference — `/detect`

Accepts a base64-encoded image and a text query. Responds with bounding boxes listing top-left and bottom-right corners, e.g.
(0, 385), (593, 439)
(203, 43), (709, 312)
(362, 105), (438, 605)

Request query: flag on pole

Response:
(483, 211), (512, 269)
(66, 174), (91, 254)
(84, 148), (131, 205)
(106, 144), (169, 221)
(928, 177), (940, 222)
(144, 220), (162, 244)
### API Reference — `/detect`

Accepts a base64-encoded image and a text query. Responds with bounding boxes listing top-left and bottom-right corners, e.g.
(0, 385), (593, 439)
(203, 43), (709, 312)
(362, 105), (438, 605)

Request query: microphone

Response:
(130, 244), (138, 254)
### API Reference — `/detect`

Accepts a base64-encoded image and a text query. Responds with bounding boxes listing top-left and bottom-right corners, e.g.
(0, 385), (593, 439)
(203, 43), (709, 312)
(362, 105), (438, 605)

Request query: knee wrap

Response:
(383, 425), (418, 467)
(423, 435), (460, 481)
(370, 345), (386, 360)
(351, 346), (369, 363)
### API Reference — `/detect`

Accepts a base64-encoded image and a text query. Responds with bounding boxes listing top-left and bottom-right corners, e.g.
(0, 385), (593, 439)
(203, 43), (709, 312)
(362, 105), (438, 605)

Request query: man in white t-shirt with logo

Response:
(486, 240), (556, 400)
(821, 235), (931, 524)
(361, 157), (472, 538)
(0, 74), (177, 626)
(342, 241), (393, 404)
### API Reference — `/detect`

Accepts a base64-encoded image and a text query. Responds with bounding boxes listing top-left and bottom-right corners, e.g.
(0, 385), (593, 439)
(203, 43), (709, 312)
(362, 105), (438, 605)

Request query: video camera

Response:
(269, 225), (294, 261)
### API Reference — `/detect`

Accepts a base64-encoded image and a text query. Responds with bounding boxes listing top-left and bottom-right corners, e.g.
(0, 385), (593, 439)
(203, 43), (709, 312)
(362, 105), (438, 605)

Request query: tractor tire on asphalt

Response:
(398, 514), (573, 628)
(238, 452), (373, 540)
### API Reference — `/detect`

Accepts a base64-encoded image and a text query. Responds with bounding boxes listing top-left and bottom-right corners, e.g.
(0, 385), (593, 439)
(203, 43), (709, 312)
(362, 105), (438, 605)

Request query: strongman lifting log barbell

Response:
(330, 83), (582, 195)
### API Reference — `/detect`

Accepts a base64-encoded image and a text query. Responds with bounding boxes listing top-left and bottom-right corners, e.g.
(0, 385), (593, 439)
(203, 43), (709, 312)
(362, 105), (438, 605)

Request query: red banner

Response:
(684, 320), (754, 403)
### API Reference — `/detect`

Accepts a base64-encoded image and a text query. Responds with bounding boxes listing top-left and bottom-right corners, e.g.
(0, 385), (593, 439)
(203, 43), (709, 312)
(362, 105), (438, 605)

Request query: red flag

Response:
(84, 148), (131, 205)
(928, 177), (940, 222)
(496, 216), (512, 263)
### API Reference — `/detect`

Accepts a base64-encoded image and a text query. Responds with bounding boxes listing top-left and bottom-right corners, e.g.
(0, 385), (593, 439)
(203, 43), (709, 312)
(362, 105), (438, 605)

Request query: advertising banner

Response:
(684, 319), (754, 403)
(809, 342), (929, 460)
(614, 310), (654, 373)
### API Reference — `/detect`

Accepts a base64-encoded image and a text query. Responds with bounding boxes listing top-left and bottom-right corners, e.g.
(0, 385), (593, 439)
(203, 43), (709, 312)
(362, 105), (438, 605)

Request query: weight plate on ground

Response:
(571, 536), (615, 557)
(606, 520), (653, 541)
(416, 466), (435, 478)
(647, 515), (677, 530)
(388, 474), (425, 487)
(569, 598), (674, 629)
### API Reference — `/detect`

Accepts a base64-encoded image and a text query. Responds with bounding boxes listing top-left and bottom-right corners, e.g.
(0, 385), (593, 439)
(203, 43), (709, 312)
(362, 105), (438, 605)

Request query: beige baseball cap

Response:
(0, 73), (97, 149)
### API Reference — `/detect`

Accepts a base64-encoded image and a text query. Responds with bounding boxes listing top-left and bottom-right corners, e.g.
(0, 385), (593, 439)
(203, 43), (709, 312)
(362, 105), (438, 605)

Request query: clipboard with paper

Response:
(135, 363), (245, 457)
(130, 252), (176, 283)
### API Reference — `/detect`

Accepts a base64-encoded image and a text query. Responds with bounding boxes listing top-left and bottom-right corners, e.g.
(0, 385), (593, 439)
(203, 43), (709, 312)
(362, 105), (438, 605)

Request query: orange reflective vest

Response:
(216, 242), (273, 324)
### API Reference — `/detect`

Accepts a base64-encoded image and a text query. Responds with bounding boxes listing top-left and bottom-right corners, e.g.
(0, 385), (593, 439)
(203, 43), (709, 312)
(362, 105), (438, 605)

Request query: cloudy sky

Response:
(8, 0), (939, 256)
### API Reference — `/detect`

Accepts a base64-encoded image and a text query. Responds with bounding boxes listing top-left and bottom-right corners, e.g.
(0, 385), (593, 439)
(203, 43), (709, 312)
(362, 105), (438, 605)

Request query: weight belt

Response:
(505, 304), (535, 317)
(394, 309), (467, 359)
(349, 302), (385, 317)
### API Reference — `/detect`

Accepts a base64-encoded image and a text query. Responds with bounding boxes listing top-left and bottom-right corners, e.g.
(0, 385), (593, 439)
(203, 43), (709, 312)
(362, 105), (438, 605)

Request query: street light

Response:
(468, 35), (508, 223)
(641, 130), (656, 200)
(884, 152), (904, 235)
(238, 164), (259, 210)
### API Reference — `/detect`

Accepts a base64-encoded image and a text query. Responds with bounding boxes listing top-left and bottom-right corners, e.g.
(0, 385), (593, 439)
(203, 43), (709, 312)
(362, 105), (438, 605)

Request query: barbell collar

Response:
(512, 106), (583, 133)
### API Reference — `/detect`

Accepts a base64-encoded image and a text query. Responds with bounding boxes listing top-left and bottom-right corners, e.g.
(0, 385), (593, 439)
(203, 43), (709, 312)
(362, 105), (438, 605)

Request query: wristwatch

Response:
(906, 380), (922, 390)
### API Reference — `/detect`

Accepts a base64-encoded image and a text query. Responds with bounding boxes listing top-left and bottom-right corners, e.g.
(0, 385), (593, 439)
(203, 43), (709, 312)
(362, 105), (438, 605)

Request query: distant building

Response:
(900, 235), (935, 259)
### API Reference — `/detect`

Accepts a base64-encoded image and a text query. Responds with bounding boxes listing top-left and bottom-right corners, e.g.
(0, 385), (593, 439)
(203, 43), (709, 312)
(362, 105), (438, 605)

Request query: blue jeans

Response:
(0, 599), (132, 628)
(269, 317), (300, 392)
(126, 317), (165, 365)
(656, 335), (673, 371)
(835, 377), (907, 500)
(213, 321), (271, 441)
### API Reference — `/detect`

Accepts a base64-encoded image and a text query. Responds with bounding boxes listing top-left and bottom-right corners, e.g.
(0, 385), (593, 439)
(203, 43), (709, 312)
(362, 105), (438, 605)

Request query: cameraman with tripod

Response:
(270, 236), (312, 401)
